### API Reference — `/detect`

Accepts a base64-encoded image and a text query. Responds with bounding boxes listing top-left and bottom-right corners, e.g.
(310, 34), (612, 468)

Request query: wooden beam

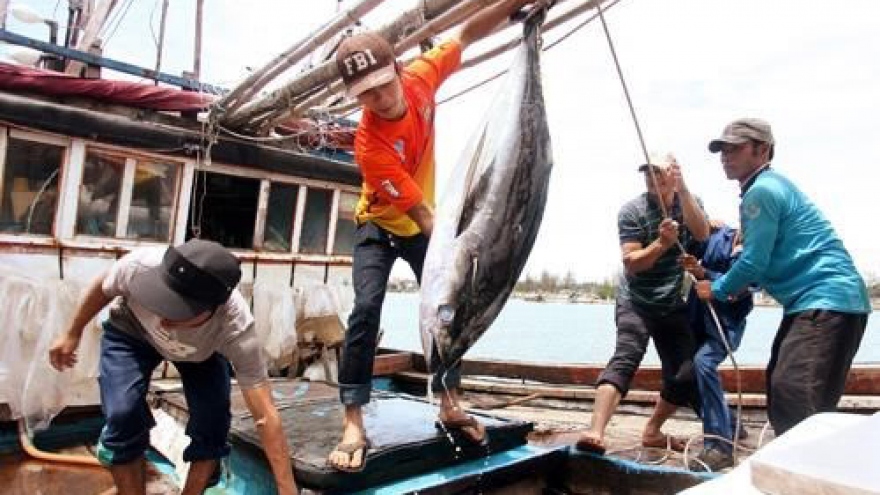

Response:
(393, 371), (880, 412)
(396, 350), (880, 395)
(373, 352), (414, 376)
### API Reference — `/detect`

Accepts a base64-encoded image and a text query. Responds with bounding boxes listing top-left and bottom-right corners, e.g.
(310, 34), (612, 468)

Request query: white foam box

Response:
(749, 412), (880, 495)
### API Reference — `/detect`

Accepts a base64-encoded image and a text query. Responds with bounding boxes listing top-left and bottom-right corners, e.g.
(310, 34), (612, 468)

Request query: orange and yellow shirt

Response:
(353, 40), (462, 237)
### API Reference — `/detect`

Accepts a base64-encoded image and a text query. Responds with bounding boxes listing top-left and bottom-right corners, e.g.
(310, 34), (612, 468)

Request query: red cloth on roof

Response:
(0, 62), (215, 111)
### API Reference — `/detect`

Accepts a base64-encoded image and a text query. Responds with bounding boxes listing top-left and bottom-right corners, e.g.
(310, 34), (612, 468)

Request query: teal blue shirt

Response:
(712, 168), (870, 315)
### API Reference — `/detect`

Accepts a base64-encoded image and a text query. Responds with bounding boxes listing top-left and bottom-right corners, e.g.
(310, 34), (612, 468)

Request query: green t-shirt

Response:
(616, 193), (703, 316)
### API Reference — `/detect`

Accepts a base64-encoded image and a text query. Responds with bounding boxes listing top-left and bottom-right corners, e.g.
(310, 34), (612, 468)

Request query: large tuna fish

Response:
(419, 12), (553, 369)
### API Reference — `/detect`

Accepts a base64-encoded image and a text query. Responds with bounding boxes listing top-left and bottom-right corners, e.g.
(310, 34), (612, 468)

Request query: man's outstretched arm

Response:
(454, 0), (539, 50)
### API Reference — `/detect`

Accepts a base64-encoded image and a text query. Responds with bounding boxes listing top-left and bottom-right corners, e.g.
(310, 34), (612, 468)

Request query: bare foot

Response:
(437, 408), (486, 444)
(641, 431), (686, 452)
(574, 431), (606, 454)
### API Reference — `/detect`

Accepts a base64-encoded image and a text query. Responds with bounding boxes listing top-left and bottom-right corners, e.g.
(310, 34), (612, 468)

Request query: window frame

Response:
(0, 128), (70, 239)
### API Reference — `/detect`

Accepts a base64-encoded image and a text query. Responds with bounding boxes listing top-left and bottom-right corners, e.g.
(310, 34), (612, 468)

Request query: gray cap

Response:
(708, 118), (774, 153)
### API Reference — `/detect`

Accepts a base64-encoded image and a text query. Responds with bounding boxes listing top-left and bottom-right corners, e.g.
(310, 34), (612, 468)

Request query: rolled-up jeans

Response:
(338, 222), (461, 406)
(694, 312), (746, 453)
(97, 324), (231, 466)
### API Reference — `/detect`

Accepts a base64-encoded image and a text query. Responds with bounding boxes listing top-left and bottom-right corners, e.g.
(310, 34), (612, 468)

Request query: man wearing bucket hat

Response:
(695, 118), (870, 436)
(329, 0), (546, 472)
(576, 152), (710, 455)
(49, 239), (298, 494)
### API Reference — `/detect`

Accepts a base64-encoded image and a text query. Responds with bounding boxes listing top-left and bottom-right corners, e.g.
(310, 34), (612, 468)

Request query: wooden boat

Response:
(1, 2), (877, 493)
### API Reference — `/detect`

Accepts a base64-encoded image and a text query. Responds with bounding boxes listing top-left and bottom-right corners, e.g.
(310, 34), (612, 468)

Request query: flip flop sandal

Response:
(328, 438), (370, 473)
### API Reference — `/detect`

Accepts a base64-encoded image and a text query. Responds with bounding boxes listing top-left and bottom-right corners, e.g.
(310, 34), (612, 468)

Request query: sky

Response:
(6, 0), (880, 283)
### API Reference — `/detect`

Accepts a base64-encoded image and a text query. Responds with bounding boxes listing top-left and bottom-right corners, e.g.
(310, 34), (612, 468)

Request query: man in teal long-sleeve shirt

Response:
(695, 118), (870, 435)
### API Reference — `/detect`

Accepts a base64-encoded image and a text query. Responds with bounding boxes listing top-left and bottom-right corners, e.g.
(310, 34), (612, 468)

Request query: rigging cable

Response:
(101, 0), (136, 46)
(593, 0), (748, 470)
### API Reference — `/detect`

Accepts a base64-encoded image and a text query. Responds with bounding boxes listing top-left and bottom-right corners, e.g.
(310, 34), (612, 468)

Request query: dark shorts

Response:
(766, 309), (867, 435)
(96, 325), (231, 466)
(597, 300), (698, 409)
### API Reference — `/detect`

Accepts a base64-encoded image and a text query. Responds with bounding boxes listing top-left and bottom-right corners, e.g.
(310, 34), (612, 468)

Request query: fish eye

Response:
(438, 304), (455, 325)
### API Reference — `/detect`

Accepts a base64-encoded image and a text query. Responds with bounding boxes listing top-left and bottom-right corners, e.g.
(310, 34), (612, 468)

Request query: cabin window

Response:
(76, 150), (124, 236)
(264, 183), (298, 252)
(187, 170), (260, 249)
(125, 160), (179, 241)
(333, 191), (358, 255)
(299, 187), (332, 254)
(0, 138), (64, 235)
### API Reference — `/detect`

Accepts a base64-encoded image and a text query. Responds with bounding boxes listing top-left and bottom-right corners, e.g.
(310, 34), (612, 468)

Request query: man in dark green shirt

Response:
(576, 152), (710, 454)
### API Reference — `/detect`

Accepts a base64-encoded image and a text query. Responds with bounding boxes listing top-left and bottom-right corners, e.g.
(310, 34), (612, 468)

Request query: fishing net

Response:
(252, 280), (299, 372)
(0, 267), (101, 432)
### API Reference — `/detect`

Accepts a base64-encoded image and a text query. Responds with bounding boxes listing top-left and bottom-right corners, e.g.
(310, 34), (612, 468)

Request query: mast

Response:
(0, 0), (9, 29)
(66, 0), (116, 75)
(193, 0), (204, 79)
(154, 0), (169, 85)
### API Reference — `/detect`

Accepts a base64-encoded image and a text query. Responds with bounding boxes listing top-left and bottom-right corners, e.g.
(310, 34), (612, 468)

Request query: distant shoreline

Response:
(387, 289), (880, 310)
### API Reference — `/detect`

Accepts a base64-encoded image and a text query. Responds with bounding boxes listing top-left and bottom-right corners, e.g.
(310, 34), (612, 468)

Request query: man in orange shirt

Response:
(329, 0), (542, 472)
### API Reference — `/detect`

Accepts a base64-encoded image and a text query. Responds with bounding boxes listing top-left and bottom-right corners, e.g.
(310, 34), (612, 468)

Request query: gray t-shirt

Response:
(102, 247), (268, 388)
(616, 193), (703, 316)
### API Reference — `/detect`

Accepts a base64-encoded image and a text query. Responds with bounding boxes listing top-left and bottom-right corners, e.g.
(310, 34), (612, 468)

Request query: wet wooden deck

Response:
(0, 448), (179, 495)
(0, 376), (778, 494)
(153, 380), (534, 493)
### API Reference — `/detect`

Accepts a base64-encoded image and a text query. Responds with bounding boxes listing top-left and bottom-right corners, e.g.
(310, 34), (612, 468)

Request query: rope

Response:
(595, 0), (749, 469)
(595, 2), (649, 168)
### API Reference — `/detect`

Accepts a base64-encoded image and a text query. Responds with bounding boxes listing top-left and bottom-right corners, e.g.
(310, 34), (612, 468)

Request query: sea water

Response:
(380, 292), (879, 365)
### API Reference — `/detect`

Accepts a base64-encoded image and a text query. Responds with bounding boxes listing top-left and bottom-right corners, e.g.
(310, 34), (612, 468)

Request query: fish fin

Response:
(471, 255), (479, 287)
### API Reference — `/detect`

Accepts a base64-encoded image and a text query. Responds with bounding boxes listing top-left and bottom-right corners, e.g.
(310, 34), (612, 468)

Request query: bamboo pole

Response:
(259, 0), (493, 129)
(393, 0), (491, 56)
(216, 0), (387, 119)
(222, 0), (475, 129)
(315, 0), (611, 119)
(461, 0), (602, 70)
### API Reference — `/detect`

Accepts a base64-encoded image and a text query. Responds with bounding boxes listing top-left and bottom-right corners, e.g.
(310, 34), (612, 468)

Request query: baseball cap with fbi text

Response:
(129, 239), (242, 321)
(336, 32), (397, 98)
